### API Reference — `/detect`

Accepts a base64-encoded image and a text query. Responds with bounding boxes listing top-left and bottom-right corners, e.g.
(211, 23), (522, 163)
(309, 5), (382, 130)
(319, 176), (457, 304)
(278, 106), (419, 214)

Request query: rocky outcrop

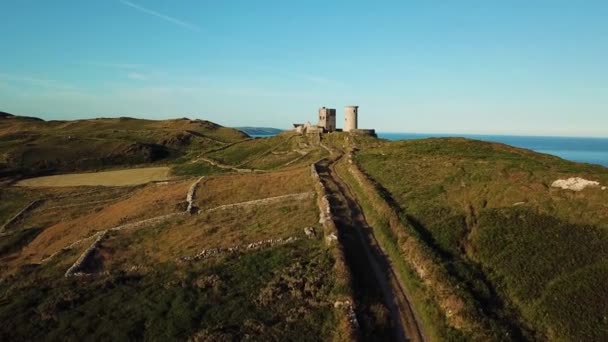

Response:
(304, 226), (316, 238)
(551, 177), (601, 191)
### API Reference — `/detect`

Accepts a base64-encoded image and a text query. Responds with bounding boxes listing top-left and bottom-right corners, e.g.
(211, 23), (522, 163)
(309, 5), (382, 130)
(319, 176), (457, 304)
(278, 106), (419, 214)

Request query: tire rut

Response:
(316, 155), (425, 341)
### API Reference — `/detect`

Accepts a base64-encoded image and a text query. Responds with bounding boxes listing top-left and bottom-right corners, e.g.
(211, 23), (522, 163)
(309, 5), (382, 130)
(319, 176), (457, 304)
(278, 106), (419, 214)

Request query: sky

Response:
(1, 1), (607, 136)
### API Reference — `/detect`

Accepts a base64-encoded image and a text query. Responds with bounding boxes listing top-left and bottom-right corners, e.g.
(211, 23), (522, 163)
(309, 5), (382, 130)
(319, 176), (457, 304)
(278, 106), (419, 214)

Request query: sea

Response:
(379, 133), (608, 167)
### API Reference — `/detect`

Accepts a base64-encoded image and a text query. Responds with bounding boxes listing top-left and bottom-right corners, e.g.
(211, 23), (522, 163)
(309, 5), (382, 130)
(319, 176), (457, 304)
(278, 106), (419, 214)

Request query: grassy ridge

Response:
(354, 136), (608, 340)
(0, 113), (249, 178)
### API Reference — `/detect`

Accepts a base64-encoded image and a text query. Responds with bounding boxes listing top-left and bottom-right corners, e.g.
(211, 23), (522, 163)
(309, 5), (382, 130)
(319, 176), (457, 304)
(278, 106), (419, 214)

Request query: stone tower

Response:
(344, 106), (358, 132)
(318, 107), (336, 132)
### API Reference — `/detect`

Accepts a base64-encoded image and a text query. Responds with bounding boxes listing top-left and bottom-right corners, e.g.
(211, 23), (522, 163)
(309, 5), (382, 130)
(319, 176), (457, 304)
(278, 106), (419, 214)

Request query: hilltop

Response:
(0, 112), (249, 179)
(0, 118), (607, 341)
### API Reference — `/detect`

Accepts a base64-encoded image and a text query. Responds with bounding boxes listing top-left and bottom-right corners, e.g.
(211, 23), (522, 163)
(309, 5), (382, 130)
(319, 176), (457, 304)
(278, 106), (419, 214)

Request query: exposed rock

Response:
(334, 300), (359, 328)
(304, 226), (316, 238)
(552, 177), (600, 191)
(325, 233), (338, 245)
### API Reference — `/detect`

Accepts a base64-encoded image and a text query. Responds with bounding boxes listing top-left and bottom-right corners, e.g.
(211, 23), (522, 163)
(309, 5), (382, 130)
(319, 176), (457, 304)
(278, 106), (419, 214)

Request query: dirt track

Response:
(318, 152), (425, 342)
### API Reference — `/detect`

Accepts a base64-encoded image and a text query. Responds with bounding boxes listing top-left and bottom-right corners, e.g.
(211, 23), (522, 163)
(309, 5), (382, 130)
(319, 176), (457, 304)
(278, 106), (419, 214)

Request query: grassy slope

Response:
(0, 112), (249, 177)
(0, 240), (336, 341)
(205, 132), (327, 170)
(354, 137), (608, 340)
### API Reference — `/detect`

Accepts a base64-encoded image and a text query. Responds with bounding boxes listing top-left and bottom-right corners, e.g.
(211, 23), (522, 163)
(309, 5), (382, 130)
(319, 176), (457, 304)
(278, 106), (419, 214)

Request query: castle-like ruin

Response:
(293, 106), (376, 136)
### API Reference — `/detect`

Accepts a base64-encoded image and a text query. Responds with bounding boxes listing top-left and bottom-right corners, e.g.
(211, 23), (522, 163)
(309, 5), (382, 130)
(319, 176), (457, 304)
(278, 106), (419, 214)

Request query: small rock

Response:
(602, 186), (607, 191)
(304, 227), (316, 238)
(552, 177), (600, 191)
(325, 233), (338, 245)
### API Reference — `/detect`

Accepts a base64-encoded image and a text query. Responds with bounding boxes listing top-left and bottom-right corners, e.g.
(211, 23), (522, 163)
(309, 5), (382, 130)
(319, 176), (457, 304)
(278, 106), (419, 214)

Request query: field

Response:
(0, 150), (345, 340)
(15, 167), (172, 187)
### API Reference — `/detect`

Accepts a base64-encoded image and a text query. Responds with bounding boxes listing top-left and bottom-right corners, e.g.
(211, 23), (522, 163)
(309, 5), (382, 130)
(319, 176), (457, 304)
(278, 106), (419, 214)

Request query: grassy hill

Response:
(0, 112), (249, 179)
(3, 116), (607, 341)
(351, 136), (608, 340)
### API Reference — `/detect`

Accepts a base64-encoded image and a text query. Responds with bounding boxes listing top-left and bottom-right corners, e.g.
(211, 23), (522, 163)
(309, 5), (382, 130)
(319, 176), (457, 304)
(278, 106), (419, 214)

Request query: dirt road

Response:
(316, 152), (425, 342)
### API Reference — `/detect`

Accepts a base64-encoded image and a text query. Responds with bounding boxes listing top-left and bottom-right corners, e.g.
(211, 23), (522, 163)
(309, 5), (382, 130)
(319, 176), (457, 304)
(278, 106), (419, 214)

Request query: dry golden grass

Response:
(16, 180), (190, 263)
(100, 198), (319, 270)
(15, 167), (172, 187)
(195, 167), (313, 209)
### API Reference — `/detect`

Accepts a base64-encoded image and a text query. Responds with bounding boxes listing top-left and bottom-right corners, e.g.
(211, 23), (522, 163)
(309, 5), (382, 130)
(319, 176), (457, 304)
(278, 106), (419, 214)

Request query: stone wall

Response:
(310, 162), (359, 335)
(180, 236), (300, 262)
(186, 176), (204, 213)
(64, 230), (107, 277)
(347, 151), (486, 335)
(0, 199), (44, 234)
(205, 192), (314, 213)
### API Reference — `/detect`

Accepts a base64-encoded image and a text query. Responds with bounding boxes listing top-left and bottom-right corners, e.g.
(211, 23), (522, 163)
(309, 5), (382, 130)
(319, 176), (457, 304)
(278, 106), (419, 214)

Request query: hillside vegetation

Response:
(3, 112), (607, 341)
(352, 137), (608, 340)
(0, 112), (249, 179)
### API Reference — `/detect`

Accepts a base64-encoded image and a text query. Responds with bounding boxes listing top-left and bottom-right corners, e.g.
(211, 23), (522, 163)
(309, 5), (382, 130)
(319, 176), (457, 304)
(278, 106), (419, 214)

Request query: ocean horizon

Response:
(378, 132), (608, 167)
(250, 131), (608, 167)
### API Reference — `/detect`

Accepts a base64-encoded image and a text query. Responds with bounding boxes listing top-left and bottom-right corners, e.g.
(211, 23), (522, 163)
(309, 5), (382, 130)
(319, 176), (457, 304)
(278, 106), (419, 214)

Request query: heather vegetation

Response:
(353, 136), (608, 340)
(0, 241), (337, 341)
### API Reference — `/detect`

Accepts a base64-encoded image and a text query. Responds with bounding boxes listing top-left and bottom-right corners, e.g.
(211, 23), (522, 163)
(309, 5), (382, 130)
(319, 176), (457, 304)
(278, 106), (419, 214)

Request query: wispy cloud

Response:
(0, 73), (75, 90)
(127, 72), (148, 80)
(119, 0), (201, 32)
(85, 62), (144, 69)
(256, 66), (343, 86)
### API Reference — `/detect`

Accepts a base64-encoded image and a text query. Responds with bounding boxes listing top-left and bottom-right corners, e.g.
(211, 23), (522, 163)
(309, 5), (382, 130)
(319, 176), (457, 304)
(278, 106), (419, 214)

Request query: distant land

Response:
(235, 127), (284, 136)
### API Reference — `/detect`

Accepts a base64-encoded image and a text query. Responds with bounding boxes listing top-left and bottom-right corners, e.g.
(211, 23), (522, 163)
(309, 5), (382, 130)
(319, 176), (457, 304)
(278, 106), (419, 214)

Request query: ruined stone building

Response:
(293, 105), (375, 136)
(318, 107), (336, 132)
(344, 106), (358, 132)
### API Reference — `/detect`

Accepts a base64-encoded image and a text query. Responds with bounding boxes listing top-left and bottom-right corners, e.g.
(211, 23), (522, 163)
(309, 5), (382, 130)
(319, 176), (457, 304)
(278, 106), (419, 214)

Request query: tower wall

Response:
(318, 107), (336, 132)
(344, 106), (358, 132)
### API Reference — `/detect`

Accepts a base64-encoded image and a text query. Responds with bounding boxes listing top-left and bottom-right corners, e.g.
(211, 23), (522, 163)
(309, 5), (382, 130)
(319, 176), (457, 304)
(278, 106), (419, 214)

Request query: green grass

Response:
(355, 137), (608, 340)
(474, 207), (608, 340)
(0, 187), (31, 225)
(171, 161), (228, 177)
(0, 240), (337, 341)
(0, 114), (249, 178)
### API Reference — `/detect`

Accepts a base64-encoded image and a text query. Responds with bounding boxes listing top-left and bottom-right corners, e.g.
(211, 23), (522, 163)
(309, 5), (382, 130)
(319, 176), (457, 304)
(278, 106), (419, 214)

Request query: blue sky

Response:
(1, 1), (607, 136)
